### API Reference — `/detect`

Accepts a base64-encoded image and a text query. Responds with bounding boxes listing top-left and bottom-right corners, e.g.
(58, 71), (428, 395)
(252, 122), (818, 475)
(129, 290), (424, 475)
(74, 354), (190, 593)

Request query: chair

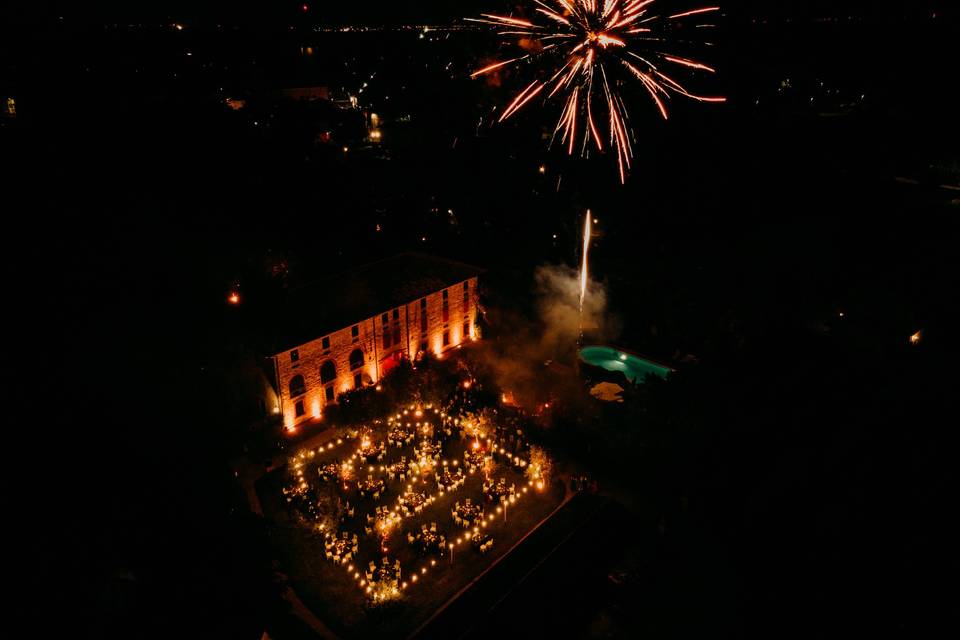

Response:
(366, 570), (374, 581)
(352, 544), (358, 554)
(365, 526), (373, 536)
(455, 516), (462, 527)
(352, 534), (358, 543)
(373, 491), (380, 500)
(399, 474), (405, 482)
(348, 507), (355, 518)
(408, 532), (416, 544)
(431, 522), (437, 532)
(325, 550), (333, 559)
(343, 552), (351, 563)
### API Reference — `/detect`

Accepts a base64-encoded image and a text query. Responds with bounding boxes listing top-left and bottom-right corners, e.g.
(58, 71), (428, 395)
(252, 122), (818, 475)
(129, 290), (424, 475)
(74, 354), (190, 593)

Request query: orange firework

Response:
(469, 1), (726, 183)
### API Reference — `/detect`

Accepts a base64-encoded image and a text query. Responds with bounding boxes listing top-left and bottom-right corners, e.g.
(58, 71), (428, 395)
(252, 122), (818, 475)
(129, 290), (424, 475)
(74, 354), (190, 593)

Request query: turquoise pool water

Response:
(578, 346), (672, 384)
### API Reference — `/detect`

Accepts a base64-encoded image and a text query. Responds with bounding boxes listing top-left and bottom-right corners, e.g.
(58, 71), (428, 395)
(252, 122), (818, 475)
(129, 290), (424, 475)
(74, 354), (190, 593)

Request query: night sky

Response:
(2, 0), (956, 27)
(5, 1), (958, 638)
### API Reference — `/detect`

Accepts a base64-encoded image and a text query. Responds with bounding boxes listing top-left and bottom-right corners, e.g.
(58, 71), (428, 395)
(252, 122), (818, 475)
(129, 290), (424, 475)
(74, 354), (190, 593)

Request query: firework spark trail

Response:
(580, 211), (592, 314)
(470, 1), (725, 183)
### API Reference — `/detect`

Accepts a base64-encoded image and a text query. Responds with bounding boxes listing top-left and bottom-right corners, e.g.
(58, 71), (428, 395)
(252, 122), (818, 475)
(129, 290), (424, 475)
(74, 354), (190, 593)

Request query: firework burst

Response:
(469, 1), (726, 183)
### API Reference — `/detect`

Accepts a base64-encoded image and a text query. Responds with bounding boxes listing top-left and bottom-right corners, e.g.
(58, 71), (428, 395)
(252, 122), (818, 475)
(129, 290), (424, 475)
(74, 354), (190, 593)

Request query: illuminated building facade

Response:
(273, 253), (481, 430)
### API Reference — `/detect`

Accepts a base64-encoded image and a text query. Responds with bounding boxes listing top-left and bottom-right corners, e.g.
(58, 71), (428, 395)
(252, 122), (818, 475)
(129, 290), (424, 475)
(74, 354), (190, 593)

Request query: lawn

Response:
(257, 406), (566, 639)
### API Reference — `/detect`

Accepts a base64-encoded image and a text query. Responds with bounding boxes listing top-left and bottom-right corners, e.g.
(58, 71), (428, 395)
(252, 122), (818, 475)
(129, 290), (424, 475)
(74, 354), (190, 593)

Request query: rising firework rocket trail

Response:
(469, 1), (726, 183)
(580, 210), (592, 314)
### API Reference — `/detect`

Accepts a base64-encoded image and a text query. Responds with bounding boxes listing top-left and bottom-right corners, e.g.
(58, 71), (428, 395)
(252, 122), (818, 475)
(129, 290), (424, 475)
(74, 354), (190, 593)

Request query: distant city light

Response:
(910, 330), (923, 345)
(228, 292), (241, 305)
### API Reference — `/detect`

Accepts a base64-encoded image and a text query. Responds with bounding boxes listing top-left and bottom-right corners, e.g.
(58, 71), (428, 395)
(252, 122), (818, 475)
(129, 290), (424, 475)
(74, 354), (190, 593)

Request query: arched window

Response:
(289, 375), (306, 398)
(320, 360), (337, 384)
(349, 349), (364, 371)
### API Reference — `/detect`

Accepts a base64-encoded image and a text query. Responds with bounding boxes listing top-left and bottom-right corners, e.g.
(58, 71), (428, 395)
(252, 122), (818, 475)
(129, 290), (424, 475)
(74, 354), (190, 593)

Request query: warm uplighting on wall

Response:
(312, 399), (322, 419)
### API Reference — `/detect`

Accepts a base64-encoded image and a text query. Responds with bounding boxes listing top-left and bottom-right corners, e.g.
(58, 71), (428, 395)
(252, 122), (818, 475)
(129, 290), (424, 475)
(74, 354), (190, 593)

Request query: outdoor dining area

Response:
(318, 461), (341, 482)
(414, 439), (442, 462)
(387, 424), (416, 448)
(471, 531), (495, 555)
(483, 477), (514, 503)
(325, 531), (359, 564)
(463, 447), (487, 471)
(398, 489), (432, 516)
(387, 457), (411, 481)
(357, 437), (386, 463)
(436, 466), (465, 492)
(357, 475), (386, 499)
(281, 395), (558, 609)
(451, 498), (484, 528)
(407, 522), (446, 555)
(365, 556), (402, 602)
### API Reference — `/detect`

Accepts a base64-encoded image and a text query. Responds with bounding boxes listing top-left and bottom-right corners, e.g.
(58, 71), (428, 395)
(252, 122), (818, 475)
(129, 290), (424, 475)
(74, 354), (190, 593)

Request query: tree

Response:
(526, 445), (553, 490)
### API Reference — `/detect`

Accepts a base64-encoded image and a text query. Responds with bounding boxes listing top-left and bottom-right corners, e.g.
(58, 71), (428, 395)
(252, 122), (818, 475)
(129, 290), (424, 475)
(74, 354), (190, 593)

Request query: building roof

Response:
(272, 253), (483, 354)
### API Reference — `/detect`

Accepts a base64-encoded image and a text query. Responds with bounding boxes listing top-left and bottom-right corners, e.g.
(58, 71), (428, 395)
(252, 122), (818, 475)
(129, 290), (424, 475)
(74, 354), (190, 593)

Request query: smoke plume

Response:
(470, 263), (619, 413)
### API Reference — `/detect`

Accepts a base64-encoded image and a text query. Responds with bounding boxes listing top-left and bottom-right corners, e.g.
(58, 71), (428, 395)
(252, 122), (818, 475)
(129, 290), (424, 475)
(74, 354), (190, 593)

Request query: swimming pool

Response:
(578, 346), (672, 384)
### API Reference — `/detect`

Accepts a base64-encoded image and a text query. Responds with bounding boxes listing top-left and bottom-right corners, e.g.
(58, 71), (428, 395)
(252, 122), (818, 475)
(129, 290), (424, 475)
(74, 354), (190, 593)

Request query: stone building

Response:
(272, 253), (481, 431)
